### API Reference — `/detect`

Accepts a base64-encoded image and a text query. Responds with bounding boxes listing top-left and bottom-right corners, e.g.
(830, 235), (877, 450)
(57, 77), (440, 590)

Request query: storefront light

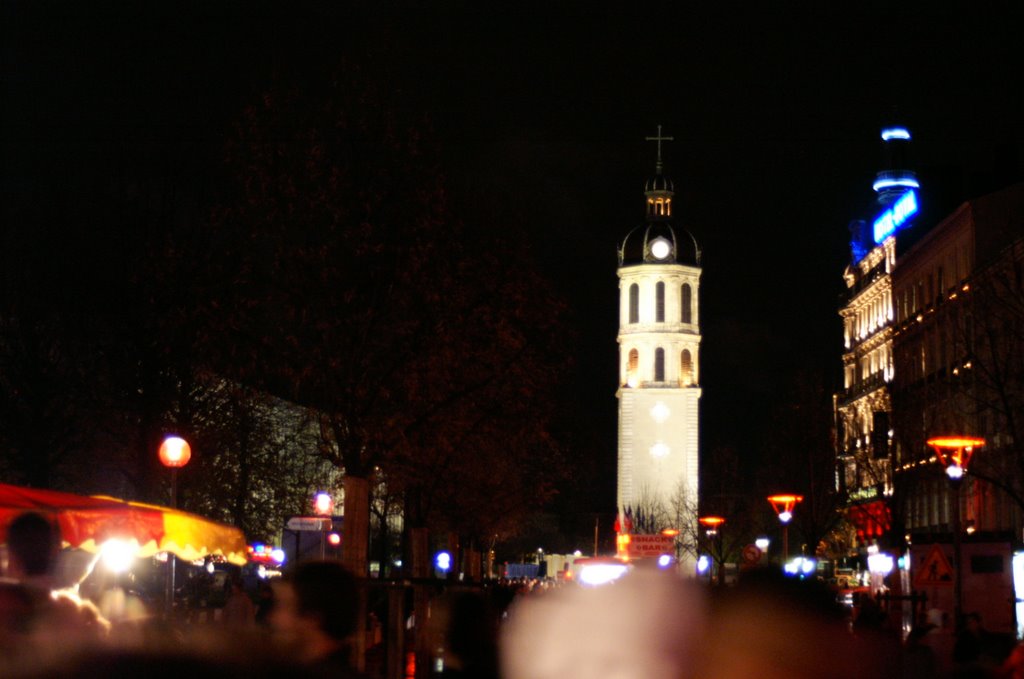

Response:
(867, 552), (894, 575)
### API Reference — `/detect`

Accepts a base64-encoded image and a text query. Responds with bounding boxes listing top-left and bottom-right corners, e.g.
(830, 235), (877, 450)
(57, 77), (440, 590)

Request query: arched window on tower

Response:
(655, 282), (665, 322)
(629, 284), (639, 324)
(664, 198), (671, 217)
(654, 348), (665, 382)
(680, 349), (693, 386)
(627, 349), (639, 386)
(681, 284), (692, 324)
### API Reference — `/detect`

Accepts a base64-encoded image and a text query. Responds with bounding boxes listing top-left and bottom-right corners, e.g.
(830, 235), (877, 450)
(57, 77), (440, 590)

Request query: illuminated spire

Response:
(873, 122), (919, 194)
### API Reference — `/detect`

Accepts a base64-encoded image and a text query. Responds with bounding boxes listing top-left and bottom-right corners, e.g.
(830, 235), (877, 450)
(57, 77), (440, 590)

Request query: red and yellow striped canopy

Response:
(0, 483), (247, 566)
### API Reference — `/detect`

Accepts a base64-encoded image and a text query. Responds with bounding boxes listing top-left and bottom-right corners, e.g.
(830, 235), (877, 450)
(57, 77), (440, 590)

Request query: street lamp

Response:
(767, 494), (803, 563)
(927, 435), (984, 631)
(158, 435), (191, 506)
(313, 491), (334, 516)
(699, 516), (726, 584)
(159, 435), (191, 618)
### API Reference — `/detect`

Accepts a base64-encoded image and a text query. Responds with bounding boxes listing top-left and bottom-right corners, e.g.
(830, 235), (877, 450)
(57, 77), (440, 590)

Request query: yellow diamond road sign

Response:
(914, 544), (954, 587)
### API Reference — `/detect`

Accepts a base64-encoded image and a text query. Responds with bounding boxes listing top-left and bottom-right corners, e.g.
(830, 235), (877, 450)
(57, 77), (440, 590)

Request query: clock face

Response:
(650, 238), (671, 260)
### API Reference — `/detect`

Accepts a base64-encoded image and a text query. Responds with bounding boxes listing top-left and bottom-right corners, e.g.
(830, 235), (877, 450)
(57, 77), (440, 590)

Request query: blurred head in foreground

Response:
(500, 566), (704, 679)
(269, 561), (359, 665)
(698, 568), (900, 679)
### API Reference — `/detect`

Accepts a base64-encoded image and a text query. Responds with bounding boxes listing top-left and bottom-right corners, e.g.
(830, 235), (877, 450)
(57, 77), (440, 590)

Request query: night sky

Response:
(5, 3), (1024, 515)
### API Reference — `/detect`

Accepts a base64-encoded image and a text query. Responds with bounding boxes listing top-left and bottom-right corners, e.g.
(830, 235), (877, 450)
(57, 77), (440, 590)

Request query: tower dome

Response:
(618, 125), (700, 266)
(618, 223), (701, 266)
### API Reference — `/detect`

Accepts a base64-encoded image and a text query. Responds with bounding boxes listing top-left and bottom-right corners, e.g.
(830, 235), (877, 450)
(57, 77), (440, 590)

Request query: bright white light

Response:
(657, 554), (673, 569)
(755, 537), (770, 551)
(650, 238), (671, 260)
(784, 556), (816, 576)
(206, 561), (215, 574)
(650, 402), (671, 423)
(626, 375), (639, 388)
(881, 127), (911, 141)
(271, 548), (286, 564)
(578, 563), (629, 586)
(314, 492), (333, 516)
(778, 510), (793, 524)
(696, 555), (710, 574)
(946, 465), (965, 480)
(573, 550), (582, 557)
(435, 551), (452, 572)
(1012, 552), (1024, 601)
(649, 442), (670, 459)
(868, 552), (895, 575)
(101, 539), (136, 574)
(872, 176), (921, 192)
(258, 565), (267, 579)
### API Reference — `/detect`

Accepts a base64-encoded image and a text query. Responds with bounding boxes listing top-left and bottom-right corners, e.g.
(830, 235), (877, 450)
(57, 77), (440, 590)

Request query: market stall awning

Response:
(0, 483), (247, 566)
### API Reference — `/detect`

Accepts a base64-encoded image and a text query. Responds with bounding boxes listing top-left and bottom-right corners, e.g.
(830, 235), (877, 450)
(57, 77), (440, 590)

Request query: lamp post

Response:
(927, 435), (984, 631)
(158, 435), (191, 618)
(767, 494), (803, 564)
(699, 516), (726, 585)
(314, 492), (334, 559)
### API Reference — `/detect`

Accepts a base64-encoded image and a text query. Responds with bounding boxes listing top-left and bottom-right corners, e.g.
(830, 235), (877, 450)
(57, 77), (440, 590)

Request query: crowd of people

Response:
(3, 511), (1024, 678)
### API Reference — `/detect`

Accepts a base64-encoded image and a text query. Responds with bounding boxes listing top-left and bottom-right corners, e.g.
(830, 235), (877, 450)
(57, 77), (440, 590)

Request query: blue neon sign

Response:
(873, 190), (918, 243)
(881, 127), (911, 141)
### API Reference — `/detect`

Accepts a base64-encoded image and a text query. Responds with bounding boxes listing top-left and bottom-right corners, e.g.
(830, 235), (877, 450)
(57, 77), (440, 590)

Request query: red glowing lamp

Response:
(927, 436), (984, 480)
(767, 494), (803, 524)
(313, 492), (334, 516)
(158, 436), (191, 469)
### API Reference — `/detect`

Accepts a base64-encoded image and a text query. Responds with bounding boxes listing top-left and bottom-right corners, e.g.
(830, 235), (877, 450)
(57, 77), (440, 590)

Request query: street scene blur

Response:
(4, 3), (1024, 678)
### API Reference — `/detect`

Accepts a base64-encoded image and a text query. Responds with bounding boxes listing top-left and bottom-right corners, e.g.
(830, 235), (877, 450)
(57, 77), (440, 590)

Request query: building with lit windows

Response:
(834, 129), (1024, 629)
(891, 183), (1024, 539)
(834, 125), (920, 542)
(616, 129), (701, 553)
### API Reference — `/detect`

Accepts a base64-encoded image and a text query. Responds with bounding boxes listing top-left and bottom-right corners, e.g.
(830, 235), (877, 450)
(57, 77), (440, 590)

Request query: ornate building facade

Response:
(834, 125), (919, 542)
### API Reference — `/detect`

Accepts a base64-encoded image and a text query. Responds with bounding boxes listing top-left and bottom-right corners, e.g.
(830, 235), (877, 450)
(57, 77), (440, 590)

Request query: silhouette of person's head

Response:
(270, 560), (360, 665)
(7, 513), (58, 579)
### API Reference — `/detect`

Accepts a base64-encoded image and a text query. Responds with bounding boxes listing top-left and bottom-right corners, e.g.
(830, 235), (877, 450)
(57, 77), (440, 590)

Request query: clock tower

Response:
(616, 127), (701, 557)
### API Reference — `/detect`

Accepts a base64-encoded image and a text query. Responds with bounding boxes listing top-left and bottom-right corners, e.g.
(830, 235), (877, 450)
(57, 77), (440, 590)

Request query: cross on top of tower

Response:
(645, 124), (674, 175)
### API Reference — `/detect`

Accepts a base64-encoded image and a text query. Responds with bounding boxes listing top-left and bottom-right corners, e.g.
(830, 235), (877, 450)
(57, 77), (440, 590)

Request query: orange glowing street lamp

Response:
(927, 436), (984, 481)
(698, 516), (726, 585)
(159, 435), (191, 618)
(767, 494), (803, 562)
(698, 515), (726, 536)
(928, 435), (984, 630)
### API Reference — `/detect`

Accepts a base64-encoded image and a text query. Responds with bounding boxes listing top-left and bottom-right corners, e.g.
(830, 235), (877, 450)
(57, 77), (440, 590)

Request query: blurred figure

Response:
(902, 623), (938, 678)
(5, 511), (59, 595)
(222, 573), (256, 629)
(435, 591), (500, 679)
(1, 512), (109, 674)
(269, 561), (364, 678)
(254, 581), (275, 627)
(698, 568), (901, 679)
(999, 641), (1024, 678)
(500, 566), (704, 679)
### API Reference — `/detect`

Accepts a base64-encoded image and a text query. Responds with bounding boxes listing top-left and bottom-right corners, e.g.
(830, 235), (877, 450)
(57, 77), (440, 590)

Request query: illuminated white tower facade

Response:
(617, 128), (702, 536)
